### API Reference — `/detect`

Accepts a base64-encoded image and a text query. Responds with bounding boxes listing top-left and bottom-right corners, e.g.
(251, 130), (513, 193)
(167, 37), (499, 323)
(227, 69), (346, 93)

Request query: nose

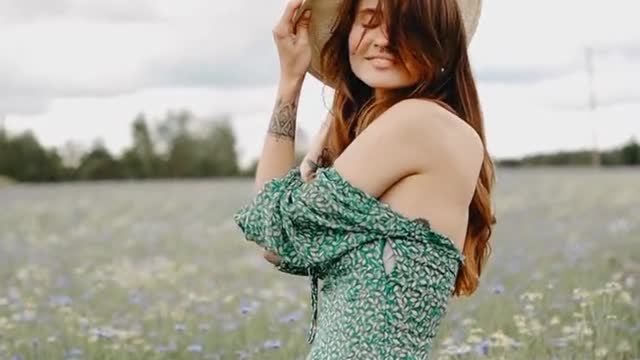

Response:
(370, 28), (390, 51)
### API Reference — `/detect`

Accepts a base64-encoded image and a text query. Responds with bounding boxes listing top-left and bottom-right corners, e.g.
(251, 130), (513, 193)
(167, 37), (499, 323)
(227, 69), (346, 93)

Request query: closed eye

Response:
(357, 9), (381, 28)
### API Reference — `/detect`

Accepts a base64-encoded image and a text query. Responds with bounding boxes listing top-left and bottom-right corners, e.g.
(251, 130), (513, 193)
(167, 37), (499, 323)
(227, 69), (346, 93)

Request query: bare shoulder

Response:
(331, 98), (483, 199)
(388, 98), (484, 176)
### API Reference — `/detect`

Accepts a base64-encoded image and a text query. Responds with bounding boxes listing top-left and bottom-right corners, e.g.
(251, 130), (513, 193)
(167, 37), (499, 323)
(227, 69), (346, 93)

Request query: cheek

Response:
(348, 27), (363, 55)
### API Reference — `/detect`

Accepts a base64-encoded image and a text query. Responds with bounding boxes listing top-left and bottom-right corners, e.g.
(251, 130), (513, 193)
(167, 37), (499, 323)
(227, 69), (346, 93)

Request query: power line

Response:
(585, 46), (601, 168)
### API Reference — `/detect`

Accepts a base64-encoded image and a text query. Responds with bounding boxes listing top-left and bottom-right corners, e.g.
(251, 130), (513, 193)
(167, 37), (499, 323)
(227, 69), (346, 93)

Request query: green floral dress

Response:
(233, 166), (466, 360)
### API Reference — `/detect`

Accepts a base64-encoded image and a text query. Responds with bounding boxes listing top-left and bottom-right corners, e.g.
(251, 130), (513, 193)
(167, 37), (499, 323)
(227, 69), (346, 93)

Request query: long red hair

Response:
(316, 0), (497, 297)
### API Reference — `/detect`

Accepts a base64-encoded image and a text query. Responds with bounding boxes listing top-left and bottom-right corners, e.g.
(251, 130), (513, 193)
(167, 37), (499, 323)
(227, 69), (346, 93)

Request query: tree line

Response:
(496, 136), (640, 167)
(0, 110), (269, 182)
(1, 110), (639, 183)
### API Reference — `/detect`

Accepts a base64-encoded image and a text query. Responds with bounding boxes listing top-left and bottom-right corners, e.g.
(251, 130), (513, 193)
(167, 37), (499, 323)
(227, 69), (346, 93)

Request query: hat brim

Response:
(293, 0), (482, 88)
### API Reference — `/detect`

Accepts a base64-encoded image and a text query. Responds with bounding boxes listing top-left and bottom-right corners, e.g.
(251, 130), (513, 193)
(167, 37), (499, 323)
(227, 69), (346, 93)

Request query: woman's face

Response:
(348, 0), (419, 96)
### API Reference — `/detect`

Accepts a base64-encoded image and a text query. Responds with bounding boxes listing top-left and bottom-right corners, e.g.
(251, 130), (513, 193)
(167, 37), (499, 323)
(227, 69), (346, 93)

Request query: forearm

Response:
(254, 78), (304, 192)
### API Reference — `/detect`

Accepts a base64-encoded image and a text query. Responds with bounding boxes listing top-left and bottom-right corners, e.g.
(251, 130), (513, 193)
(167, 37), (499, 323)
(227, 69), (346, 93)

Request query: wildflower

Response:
(441, 336), (455, 346)
(572, 288), (590, 302)
(263, 339), (282, 350)
(561, 325), (574, 335)
(624, 275), (635, 288)
(461, 318), (476, 327)
(571, 312), (584, 319)
(279, 310), (303, 323)
(187, 343), (204, 353)
(551, 337), (568, 348)
(473, 340), (490, 356)
(519, 292), (543, 302)
(581, 326), (593, 337)
(616, 340), (631, 353)
(618, 291), (633, 305)
(222, 321), (239, 332)
(594, 347), (608, 358)
(239, 304), (253, 315)
(64, 348), (83, 358)
(604, 281), (622, 294)
(488, 330), (515, 348)
(466, 334), (483, 344)
(451, 344), (471, 355)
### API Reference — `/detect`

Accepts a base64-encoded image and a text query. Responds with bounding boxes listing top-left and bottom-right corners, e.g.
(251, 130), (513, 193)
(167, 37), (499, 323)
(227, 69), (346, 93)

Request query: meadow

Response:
(0, 167), (638, 360)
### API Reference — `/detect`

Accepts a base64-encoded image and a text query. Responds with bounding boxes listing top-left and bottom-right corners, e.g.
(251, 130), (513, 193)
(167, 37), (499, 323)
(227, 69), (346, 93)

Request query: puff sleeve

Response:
(233, 167), (385, 275)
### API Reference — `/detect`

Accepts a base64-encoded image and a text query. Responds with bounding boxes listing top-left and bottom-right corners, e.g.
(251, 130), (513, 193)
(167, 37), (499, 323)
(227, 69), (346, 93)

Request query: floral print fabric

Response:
(233, 166), (465, 359)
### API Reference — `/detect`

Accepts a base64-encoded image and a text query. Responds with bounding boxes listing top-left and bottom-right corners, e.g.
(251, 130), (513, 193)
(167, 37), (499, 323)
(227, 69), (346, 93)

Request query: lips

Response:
(365, 56), (395, 62)
(367, 57), (395, 69)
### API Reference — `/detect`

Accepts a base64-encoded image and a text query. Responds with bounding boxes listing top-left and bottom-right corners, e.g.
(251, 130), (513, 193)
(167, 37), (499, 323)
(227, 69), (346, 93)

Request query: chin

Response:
(355, 73), (405, 89)
(353, 68), (414, 91)
(361, 77), (411, 91)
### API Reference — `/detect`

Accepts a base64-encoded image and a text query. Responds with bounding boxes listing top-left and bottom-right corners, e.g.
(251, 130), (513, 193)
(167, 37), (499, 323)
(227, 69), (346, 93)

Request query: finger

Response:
(294, 9), (311, 39)
(263, 250), (281, 265)
(276, 0), (304, 35)
(292, 2), (311, 27)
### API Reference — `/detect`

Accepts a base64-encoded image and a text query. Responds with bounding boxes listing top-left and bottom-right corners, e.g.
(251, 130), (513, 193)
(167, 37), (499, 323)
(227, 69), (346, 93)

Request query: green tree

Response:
(620, 136), (640, 165)
(0, 130), (64, 181)
(76, 141), (123, 180)
(198, 116), (239, 176)
(153, 109), (198, 177)
(121, 114), (160, 178)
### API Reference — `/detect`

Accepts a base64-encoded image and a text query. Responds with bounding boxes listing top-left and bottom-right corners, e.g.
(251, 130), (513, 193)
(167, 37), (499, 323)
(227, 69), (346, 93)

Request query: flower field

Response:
(0, 167), (638, 359)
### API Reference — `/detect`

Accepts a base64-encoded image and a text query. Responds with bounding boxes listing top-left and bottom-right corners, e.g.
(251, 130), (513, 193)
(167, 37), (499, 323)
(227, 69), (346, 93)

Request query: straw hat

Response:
(293, 0), (483, 87)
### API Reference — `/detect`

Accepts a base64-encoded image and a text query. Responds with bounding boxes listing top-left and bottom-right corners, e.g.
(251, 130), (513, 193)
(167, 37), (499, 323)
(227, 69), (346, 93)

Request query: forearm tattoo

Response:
(268, 97), (297, 141)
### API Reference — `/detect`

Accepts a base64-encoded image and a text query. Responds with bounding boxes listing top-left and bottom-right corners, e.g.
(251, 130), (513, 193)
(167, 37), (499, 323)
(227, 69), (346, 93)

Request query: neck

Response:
(374, 87), (386, 101)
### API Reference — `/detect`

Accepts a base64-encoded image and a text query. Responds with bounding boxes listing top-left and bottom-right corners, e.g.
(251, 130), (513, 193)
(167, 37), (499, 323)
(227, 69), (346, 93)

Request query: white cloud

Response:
(0, 0), (285, 113)
(1, 0), (639, 165)
(471, 0), (640, 70)
(0, 0), (158, 23)
(5, 76), (334, 168)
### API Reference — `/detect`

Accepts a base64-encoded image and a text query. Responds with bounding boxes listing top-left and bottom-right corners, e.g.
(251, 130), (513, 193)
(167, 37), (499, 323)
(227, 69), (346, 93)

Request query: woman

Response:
(234, 0), (497, 358)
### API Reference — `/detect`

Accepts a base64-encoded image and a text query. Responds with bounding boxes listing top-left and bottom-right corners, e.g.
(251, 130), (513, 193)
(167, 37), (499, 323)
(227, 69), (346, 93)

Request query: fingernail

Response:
(303, 9), (311, 18)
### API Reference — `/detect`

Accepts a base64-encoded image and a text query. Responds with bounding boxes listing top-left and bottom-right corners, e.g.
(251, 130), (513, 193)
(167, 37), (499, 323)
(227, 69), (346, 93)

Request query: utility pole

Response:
(585, 47), (601, 168)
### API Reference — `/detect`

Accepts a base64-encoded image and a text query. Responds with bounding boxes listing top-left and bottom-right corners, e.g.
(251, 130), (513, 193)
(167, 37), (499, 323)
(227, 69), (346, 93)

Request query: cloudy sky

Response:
(2, 0), (639, 167)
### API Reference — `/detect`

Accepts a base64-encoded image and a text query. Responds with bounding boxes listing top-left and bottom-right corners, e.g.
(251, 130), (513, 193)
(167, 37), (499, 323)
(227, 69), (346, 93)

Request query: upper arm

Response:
(332, 99), (442, 198)
(300, 112), (334, 181)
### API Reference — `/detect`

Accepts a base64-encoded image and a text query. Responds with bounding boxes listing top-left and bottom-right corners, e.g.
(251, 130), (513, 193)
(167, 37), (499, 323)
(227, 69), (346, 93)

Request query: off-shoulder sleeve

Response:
(233, 166), (466, 277)
(232, 166), (382, 274)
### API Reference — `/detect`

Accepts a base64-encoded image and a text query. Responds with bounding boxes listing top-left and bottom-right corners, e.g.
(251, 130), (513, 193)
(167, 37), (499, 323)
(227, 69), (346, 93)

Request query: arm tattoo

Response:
(268, 97), (297, 141)
(305, 147), (333, 173)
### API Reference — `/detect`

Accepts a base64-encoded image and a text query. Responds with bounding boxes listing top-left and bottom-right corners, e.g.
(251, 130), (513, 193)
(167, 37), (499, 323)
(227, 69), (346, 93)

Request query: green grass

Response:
(0, 167), (638, 359)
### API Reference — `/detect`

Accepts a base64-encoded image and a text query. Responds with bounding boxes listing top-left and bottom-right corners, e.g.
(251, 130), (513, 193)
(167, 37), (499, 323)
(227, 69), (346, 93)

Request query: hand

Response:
(263, 250), (282, 266)
(272, 0), (312, 81)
